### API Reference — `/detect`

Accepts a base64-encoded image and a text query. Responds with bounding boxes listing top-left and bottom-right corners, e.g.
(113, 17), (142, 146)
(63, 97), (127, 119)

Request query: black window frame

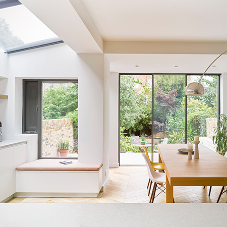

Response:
(23, 79), (78, 159)
(118, 73), (220, 165)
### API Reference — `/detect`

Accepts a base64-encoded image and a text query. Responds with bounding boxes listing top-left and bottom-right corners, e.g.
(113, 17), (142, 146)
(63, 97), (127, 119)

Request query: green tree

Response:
(0, 18), (24, 49)
(64, 109), (78, 138)
(155, 75), (185, 103)
(186, 97), (215, 141)
(166, 103), (185, 144)
(43, 83), (78, 120)
(188, 75), (218, 110)
(120, 75), (152, 135)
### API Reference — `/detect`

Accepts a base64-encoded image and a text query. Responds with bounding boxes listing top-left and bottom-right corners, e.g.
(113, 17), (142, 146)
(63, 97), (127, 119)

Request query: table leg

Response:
(159, 153), (162, 163)
(166, 175), (173, 203)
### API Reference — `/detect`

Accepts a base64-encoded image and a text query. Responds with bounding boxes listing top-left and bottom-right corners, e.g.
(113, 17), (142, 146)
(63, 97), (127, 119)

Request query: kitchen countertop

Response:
(0, 203), (227, 227)
(0, 140), (27, 149)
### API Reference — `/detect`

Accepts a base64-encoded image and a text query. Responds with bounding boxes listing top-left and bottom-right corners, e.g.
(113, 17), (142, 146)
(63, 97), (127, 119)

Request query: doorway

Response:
(119, 74), (219, 165)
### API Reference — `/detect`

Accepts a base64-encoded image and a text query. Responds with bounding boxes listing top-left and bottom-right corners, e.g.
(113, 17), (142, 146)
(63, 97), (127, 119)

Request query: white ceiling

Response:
(105, 54), (227, 73)
(20, 0), (103, 53)
(83, 0), (227, 41)
(19, 0), (227, 73)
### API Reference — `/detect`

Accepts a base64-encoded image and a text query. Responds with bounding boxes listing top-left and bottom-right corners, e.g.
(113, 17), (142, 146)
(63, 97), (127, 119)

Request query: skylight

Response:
(0, 4), (60, 52)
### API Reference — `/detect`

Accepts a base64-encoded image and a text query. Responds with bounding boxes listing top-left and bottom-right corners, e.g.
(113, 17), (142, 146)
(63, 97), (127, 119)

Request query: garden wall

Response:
(42, 118), (74, 157)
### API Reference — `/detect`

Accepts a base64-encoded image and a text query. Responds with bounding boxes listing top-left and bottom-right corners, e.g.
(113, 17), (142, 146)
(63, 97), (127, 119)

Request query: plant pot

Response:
(141, 141), (145, 145)
(59, 149), (69, 157)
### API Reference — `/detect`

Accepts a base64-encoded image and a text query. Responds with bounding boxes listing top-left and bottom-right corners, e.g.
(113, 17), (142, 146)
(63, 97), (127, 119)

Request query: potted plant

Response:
(141, 134), (146, 145)
(213, 114), (227, 156)
(59, 140), (70, 157)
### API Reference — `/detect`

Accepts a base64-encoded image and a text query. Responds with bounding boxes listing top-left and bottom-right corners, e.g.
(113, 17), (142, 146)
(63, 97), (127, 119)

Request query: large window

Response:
(187, 75), (219, 142)
(23, 80), (78, 159)
(120, 74), (219, 163)
(153, 74), (186, 145)
(0, 2), (61, 53)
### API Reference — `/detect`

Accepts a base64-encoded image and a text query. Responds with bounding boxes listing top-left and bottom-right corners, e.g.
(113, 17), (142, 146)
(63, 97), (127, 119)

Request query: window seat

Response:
(15, 159), (103, 198)
(16, 159), (103, 171)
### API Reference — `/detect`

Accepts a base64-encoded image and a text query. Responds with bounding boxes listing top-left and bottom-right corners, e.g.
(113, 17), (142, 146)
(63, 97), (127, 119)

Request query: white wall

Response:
(0, 52), (8, 140)
(4, 44), (109, 184)
(109, 72), (119, 167)
(0, 52), (8, 78)
(0, 78), (8, 140)
(0, 84), (8, 141)
(102, 56), (110, 185)
(77, 54), (104, 164)
(5, 44), (82, 161)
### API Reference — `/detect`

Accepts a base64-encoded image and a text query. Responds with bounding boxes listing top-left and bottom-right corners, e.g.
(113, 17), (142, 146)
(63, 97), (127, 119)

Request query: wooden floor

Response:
(7, 166), (227, 203)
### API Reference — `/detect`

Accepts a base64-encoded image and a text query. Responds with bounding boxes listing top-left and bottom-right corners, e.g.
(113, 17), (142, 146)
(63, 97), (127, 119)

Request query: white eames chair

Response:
(142, 153), (166, 203)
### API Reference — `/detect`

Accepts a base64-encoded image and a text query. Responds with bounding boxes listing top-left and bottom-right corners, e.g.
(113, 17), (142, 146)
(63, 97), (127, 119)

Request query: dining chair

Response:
(142, 153), (166, 203)
(204, 186), (227, 202)
(203, 186), (212, 197)
(144, 149), (165, 193)
(217, 186), (227, 203)
(208, 185), (227, 203)
(144, 149), (165, 172)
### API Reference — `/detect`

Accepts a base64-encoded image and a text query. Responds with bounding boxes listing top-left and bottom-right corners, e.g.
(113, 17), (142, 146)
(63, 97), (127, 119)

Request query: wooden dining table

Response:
(158, 144), (227, 203)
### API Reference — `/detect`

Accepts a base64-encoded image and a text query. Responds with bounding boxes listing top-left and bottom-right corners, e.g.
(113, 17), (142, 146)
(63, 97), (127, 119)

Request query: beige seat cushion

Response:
(16, 159), (103, 171)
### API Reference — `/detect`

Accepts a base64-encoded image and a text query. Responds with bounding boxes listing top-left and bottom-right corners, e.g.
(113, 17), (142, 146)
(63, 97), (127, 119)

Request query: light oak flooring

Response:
(7, 166), (227, 203)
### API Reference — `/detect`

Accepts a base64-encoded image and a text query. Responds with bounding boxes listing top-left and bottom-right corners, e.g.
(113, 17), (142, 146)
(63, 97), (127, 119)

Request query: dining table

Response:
(158, 144), (227, 203)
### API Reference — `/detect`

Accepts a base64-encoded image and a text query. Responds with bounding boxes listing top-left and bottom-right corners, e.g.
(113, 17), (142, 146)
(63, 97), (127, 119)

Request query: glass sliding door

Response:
(120, 74), (152, 165)
(153, 75), (186, 155)
(187, 75), (218, 144)
(119, 74), (219, 165)
(41, 81), (78, 158)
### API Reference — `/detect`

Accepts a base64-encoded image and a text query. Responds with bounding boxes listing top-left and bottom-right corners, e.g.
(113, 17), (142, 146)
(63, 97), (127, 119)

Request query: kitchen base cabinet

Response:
(0, 141), (27, 202)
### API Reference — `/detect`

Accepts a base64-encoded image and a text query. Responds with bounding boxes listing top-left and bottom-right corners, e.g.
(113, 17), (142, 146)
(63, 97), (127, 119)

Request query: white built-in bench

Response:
(15, 159), (103, 198)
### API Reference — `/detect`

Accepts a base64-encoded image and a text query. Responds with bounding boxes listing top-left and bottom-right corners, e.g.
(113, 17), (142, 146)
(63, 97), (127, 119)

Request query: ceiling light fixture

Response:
(185, 50), (227, 96)
(135, 65), (139, 67)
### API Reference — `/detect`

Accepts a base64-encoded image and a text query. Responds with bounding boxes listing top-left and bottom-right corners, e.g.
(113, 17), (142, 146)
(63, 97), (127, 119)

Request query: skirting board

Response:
(1, 194), (14, 203)
(109, 163), (119, 168)
(100, 175), (110, 192)
(14, 192), (99, 198)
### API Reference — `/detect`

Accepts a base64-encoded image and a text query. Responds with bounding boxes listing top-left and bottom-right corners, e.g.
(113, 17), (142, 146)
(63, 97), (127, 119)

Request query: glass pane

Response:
(0, 5), (58, 51)
(153, 75), (185, 150)
(42, 82), (78, 158)
(187, 75), (218, 144)
(120, 75), (152, 165)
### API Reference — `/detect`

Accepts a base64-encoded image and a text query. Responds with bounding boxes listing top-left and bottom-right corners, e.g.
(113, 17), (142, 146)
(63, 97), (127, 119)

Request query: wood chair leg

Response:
(148, 180), (152, 196)
(147, 179), (150, 189)
(149, 183), (155, 203)
(150, 182), (157, 203)
(203, 186), (206, 189)
(217, 186), (225, 203)
(209, 186), (212, 197)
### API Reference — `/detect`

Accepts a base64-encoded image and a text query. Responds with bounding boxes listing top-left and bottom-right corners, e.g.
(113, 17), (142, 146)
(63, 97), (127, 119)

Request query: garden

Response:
(42, 82), (78, 157)
(120, 74), (218, 153)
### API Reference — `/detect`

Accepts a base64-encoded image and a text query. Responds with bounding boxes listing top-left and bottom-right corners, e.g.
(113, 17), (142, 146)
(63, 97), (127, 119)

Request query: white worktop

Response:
(1, 203), (227, 227)
(0, 140), (27, 149)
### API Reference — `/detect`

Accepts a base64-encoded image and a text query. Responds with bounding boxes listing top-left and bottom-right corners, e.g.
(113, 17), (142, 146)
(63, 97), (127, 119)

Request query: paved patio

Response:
(120, 152), (159, 165)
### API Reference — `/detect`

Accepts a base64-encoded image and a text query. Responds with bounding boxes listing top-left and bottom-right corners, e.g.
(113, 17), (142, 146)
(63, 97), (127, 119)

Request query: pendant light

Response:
(185, 50), (227, 96)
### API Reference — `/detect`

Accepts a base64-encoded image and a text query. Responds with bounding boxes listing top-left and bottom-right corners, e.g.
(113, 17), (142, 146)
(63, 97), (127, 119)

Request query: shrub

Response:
(59, 140), (69, 150)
